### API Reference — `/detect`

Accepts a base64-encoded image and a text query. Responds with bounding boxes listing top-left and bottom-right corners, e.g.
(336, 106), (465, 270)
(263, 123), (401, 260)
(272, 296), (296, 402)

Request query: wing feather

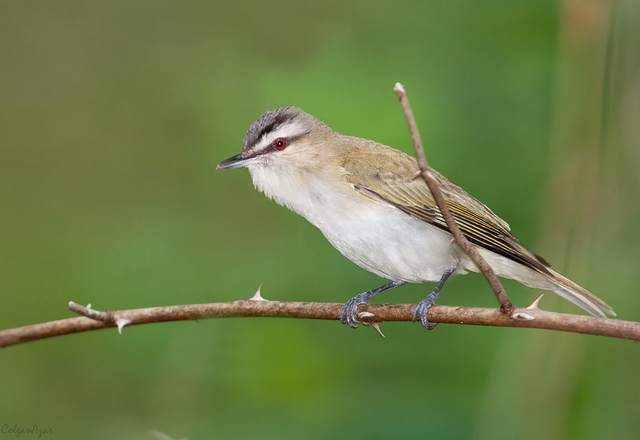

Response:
(343, 144), (550, 274)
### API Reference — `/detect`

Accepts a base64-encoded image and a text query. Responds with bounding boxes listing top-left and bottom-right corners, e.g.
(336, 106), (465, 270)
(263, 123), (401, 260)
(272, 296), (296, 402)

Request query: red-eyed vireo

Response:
(217, 106), (614, 329)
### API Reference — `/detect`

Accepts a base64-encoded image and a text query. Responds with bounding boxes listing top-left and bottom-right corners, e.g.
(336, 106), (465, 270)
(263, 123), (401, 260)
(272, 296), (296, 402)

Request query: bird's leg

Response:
(413, 269), (454, 330)
(340, 280), (406, 328)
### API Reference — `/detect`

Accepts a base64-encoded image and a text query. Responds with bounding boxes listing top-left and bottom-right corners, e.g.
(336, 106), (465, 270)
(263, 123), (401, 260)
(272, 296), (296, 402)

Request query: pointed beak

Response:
(216, 153), (258, 170)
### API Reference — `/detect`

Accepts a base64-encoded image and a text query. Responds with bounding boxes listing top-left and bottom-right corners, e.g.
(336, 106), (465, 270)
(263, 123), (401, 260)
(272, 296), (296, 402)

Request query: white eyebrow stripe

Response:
(258, 120), (308, 147)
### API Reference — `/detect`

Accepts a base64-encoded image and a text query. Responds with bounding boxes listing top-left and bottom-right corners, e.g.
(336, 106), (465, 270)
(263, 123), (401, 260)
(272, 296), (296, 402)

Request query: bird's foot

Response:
(412, 269), (454, 330)
(412, 291), (439, 330)
(340, 281), (406, 329)
(340, 293), (371, 328)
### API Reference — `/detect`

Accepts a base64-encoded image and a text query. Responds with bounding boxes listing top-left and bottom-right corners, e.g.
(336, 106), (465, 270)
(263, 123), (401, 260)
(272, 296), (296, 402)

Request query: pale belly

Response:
(252, 168), (465, 283)
(303, 197), (465, 283)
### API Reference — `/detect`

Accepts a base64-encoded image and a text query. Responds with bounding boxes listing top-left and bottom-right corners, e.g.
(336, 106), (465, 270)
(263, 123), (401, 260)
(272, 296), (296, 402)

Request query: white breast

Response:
(249, 165), (464, 283)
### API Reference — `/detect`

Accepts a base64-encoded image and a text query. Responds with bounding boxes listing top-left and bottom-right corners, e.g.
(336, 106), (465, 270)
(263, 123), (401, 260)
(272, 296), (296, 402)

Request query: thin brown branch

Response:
(0, 299), (638, 348)
(1, 86), (633, 349)
(394, 83), (515, 313)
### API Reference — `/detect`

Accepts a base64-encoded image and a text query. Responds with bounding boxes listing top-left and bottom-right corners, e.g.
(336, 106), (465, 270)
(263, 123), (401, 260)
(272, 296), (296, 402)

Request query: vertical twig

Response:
(394, 83), (515, 313)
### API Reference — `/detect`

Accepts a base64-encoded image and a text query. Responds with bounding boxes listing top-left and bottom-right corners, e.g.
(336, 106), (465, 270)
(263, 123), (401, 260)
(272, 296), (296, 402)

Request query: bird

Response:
(217, 106), (614, 329)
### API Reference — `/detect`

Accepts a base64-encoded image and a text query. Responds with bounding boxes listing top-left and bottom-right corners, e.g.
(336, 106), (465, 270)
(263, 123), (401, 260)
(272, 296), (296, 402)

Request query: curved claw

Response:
(340, 293), (370, 328)
(340, 281), (407, 329)
(412, 292), (439, 330)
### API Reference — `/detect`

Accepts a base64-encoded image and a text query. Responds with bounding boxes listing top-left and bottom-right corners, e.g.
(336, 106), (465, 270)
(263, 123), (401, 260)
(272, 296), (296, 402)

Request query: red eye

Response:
(273, 138), (287, 150)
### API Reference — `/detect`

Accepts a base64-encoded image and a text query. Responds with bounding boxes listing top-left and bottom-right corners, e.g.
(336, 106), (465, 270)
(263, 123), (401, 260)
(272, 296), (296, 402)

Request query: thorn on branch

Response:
(359, 312), (386, 337)
(248, 283), (267, 301)
(527, 295), (544, 310)
(366, 322), (386, 338)
(116, 319), (132, 334)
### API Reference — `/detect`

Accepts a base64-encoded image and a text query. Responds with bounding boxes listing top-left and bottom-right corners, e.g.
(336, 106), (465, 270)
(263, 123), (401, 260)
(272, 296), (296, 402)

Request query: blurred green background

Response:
(1, 1), (639, 439)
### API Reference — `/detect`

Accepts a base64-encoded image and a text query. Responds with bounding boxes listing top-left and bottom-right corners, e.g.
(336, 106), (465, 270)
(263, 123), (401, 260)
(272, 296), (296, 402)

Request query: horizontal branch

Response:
(0, 298), (638, 348)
